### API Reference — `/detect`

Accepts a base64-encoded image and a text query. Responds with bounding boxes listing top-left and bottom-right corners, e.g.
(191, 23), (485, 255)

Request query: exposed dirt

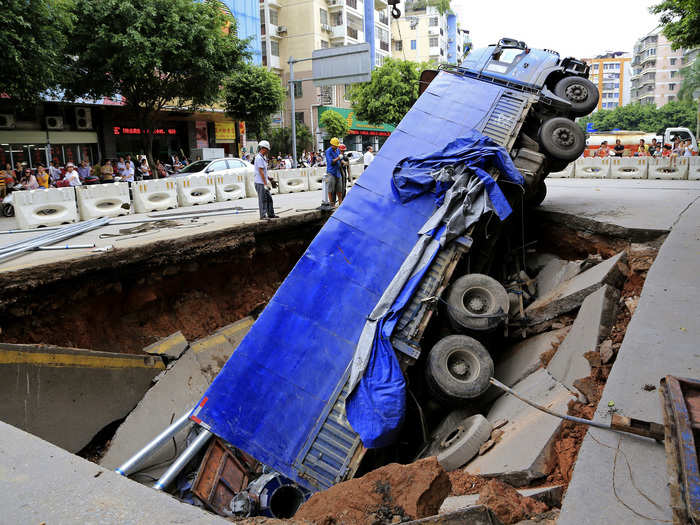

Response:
(447, 470), (490, 496)
(476, 479), (549, 525)
(295, 457), (451, 525)
(0, 214), (325, 353)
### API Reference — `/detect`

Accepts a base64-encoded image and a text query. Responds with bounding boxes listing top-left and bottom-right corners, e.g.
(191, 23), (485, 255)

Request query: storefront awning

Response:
(317, 106), (395, 136)
(0, 130), (98, 145)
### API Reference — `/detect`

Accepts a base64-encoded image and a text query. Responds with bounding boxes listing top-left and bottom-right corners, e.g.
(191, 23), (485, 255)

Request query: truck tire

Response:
(538, 117), (586, 161)
(425, 335), (494, 403)
(445, 274), (509, 331)
(545, 157), (571, 174)
(554, 76), (599, 117)
(527, 181), (547, 207)
(422, 413), (493, 471)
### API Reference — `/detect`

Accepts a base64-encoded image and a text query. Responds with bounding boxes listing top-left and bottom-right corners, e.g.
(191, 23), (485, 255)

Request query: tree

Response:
(578, 100), (697, 134)
(269, 123), (313, 157)
(223, 64), (286, 139)
(679, 59), (700, 101)
(64, 0), (249, 163)
(0, 0), (72, 105)
(319, 110), (350, 139)
(348, 58), (431, 126)
(651, 0), (700, 49)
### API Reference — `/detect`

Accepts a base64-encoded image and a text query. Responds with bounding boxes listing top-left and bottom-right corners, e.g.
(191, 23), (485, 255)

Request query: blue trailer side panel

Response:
(194, 72), (509, 490)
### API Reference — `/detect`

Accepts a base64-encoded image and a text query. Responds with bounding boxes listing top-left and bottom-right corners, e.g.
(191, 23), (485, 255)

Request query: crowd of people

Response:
(593, 136), (698, 158)
(0, 154), (195, 196)
(243, 150), (327, 170)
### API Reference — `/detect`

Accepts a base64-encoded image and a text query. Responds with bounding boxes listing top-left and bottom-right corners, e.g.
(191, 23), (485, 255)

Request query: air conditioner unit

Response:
(321, 23), (331, 31)
(74, 107), (93, 130)
(0, 114), (16, 130)
(277, 25), (287, 34)
(46, 116), (64, 130)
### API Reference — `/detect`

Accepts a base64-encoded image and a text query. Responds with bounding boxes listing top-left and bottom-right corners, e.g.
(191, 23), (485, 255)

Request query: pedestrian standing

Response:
(254, 141), (278, 220)
(363, 145), (374, 170)
(325, 137), (343, 206)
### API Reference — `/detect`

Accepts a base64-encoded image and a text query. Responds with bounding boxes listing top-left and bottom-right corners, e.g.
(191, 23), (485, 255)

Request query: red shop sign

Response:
(113, 126), (177, 135)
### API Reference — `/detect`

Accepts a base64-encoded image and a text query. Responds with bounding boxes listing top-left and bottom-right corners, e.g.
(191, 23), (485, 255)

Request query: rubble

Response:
(295, 457), (451, 525)
(143, 331), (189, 360)
(546, 285), (619, 396)
(465, 369), (574, 486)
(402, 505), (504, 524)
(476, 480), (549, 525)
(524, 251), (627, 325)
(440, 485), (563, 513)
(534, 258), (582, 298)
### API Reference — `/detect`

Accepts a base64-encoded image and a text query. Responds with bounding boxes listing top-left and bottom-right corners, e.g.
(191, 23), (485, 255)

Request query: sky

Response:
(451, 0), (662, 59)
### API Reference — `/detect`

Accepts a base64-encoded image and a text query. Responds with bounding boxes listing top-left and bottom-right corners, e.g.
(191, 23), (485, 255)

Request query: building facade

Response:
(390, 4), (450, 64)
(219, 0), (263, 66)
(630, 28), (698, 107)
(584, 52), (632, 111)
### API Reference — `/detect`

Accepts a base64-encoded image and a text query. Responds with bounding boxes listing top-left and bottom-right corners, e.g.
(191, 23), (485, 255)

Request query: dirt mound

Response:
(476, 479), (548, 525)
(295, 457), (451, 525)
(447, 470), (489, 496)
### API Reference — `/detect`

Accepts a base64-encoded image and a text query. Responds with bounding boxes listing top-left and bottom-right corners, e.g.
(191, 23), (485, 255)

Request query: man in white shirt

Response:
(64, 163), (82, 187)
(122, 161), (135, 182)
(363, 146), (374, 171)
(254, 141), (278, 220)
(116, 156), (126, 177)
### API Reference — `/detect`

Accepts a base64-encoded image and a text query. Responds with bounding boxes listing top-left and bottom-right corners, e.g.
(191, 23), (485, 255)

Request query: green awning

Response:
(317, 106), (395, 134)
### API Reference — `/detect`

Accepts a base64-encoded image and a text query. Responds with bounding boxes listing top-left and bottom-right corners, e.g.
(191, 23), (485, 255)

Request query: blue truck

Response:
(190, 38), (599, 516)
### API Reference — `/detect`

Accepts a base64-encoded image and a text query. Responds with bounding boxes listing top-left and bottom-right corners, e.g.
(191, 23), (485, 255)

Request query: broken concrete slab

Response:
(142, 331), (188, 360)
(403, 505), (504, 525)
(525, 253), (561, 275)
(525, 251), (627, 325)
(547, 285), (618, 395)
(100, 318), (254, 479)
(535, 258), (583, 299)
(466, 369), (574, 487)
(440, 486), (564, 513)
(0, 420), (230, 524)
(0, 343), (164, 453)
(190, 317), (254, 382)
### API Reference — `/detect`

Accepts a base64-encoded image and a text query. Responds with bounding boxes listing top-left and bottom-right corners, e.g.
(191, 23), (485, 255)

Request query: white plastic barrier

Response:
(278, 169), (310, 194)
(177, 174), (216, 206)
(214, 173), (247, 201)
(648, 157), (689, 180)
(243, 172), (257, 198)
(76, 182), (131, 220)
(609, 157), (648, 179)
(547, 162), (574, 178)
(574, 157), (610, 178)
(689, 157), (700, 180)
(14, 187), (79, 229)
(132, 179), (178, 213)
(348, 164), (364, 186)
(308, 167), (325, 191)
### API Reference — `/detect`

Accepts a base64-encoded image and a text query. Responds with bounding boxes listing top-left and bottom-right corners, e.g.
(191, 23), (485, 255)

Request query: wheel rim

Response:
(461, 286), (494, 315)
(552, 127), (575, 148)
(565, 83), (588, 103)
(446, 348), (480, 383)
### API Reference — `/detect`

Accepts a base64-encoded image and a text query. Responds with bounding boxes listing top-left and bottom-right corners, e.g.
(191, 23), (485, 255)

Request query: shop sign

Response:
(317, 106), (395, 135)
(113, 126), (176, 135)
(215, 122), (237, 141)
(195, 121), (209, 148)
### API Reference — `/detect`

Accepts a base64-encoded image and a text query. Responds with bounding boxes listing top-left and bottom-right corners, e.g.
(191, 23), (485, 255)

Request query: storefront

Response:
(0, 130), (99, 169)
(317, 106), (395, 152)
(107, 122), (189, 161)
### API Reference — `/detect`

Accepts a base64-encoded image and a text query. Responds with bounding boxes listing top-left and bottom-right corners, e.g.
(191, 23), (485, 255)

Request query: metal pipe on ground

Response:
(153, 429), (212, 491)
(0, 219), (98, 254)
(35, 244), (96, 250)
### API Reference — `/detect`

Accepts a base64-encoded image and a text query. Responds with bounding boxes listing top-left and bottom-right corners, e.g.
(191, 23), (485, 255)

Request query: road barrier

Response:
(132, 179), (178, 213)
(214, 173), (247, 201)
(278, 169), (310, 193)
(308, 168), (325, 191)
(348, 164), (364, 187)
(14, 187), (79, 229)
(609, 157), (648, 179)
(76, 182), (131, 220)
(689, 157), (700, 180)
(177, 174), (216, 206)
(648, 157), (689, 180)
(574, 157), (610, 178)
(547, 162), (575, 178)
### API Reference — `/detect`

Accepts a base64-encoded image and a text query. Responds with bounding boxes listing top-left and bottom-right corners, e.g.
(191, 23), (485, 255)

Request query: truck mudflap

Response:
(293, 372), (361, 491)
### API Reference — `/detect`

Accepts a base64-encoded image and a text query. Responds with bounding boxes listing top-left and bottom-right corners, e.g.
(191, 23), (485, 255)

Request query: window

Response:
(344, 85), (352, 101)
(295, 112), (305, 124)
(410, 39), (416, 50)
(395, 40), (403, 51)
(429, 16), (438, 26)
(346, 0), (357, 9)
(670, 70), (677, 78)
(332, 12), (343, 25)
(292, 81), (302, 98)
(319, 8), (328, 25)
(669, 83), (676, 91)
(320, 40), (329, 48)
(429, 36), (438, 47)
(269, 9), (278, 25)
(668, 95), (675, 101)
(270, 40), (279, 56)
(670, 58), (676, 65)
(375, 54), (384, 67)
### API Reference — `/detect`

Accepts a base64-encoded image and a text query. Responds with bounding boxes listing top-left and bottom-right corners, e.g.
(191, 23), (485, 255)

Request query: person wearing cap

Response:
(325, 137), (343, 206)
(254, 140), (278, 220)
(64, 163), (82, 186)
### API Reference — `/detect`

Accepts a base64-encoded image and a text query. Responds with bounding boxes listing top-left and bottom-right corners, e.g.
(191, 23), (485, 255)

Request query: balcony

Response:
(263, 54), (281, 70)
(377, 13), (389, 25)
(429, 46), (440, 57)
(428, 26), (439, 35)
(260, 0), (280, 7)
(347, 26), (363, 41)
(375, 0), (388, 9)
(379, 40), (390, 52)
(330, 24), (346, 40)
(328, 0), (344, 10)
(261, 23), (281, 39)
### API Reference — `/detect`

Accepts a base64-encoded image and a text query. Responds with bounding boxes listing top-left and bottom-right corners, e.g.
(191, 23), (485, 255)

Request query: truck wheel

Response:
(545, 157), (571, 174)
(554, 76), (599, 117)
(422, 413), (492, 471)
(538, 117), (586, 161)
(425, 335), (494, 402)
(527, 181), (547, 207)
(446, 274), (509, 332)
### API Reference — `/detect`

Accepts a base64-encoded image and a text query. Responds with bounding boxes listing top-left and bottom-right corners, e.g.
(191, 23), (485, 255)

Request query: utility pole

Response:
(287, 56), (313, 169)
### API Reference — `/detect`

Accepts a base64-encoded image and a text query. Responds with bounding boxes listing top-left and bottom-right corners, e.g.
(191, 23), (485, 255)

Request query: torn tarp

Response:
(346, 134), (524, 448)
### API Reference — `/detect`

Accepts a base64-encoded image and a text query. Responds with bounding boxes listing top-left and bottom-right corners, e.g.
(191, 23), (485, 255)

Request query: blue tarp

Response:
(193, 71), (519, 491)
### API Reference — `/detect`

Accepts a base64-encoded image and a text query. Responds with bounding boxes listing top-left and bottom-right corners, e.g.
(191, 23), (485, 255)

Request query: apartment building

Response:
(220, 0), (263, 65)
(390, 3), (450, 64)
(259, 0), (393, 149)
(630, 28), (698, 106)
(584, 52), (632, 111)
(446, 14), (470, 64)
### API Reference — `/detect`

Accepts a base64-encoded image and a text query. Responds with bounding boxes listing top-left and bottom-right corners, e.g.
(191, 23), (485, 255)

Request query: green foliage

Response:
(268, 123), (313, 157)
(578, 100), (698, 134)
(65, 0), (249, 160)
(0, 0), (73, 105)
(319, 110), (350, 139)
(224, 64), (285, 139)
(679, 59), (700, 101)
(348, 58), (431, 126)
(651, 0), (700, 49)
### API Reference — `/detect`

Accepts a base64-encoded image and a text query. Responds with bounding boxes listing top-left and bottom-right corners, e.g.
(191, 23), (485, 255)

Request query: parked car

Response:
(174, 158), (254, 179)
(345, 151), (364, 165)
